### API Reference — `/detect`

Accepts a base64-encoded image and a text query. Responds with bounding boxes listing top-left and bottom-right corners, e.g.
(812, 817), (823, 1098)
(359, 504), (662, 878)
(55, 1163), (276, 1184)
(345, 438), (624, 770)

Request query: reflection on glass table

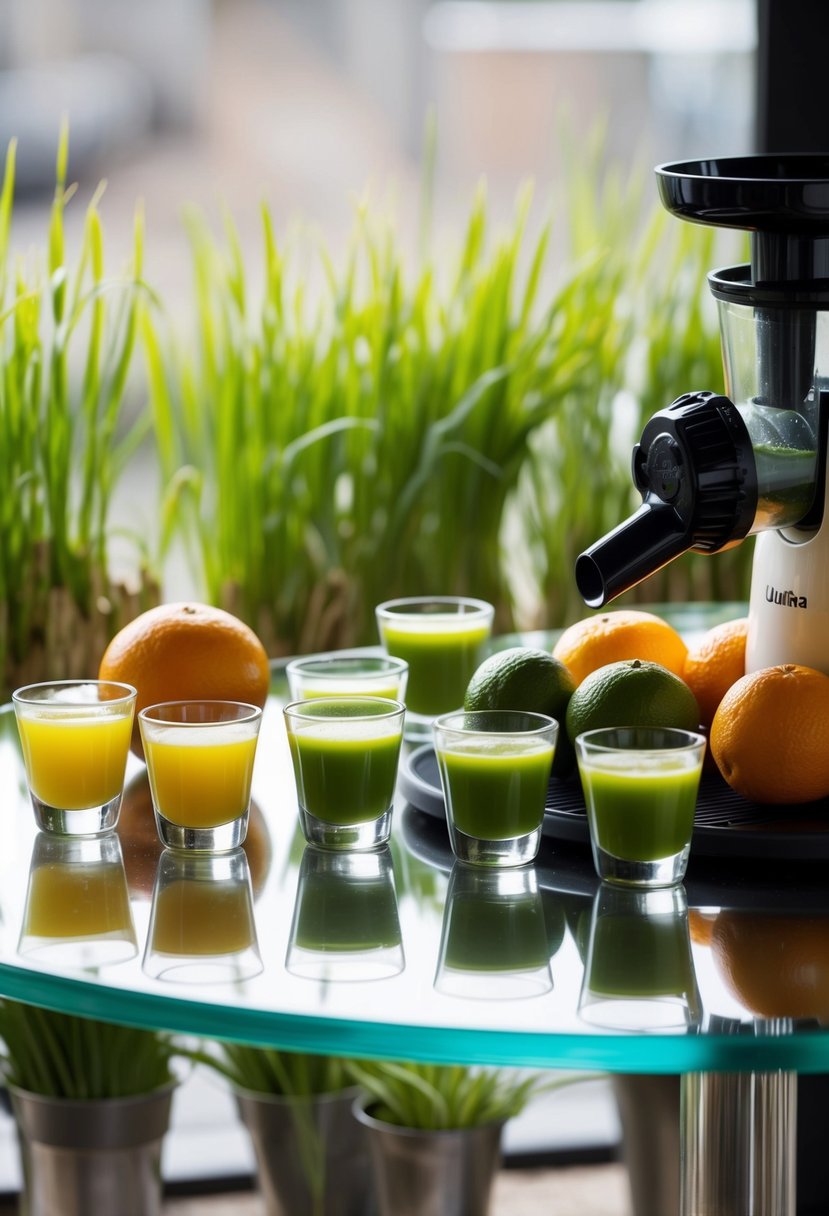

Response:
(144, 849), (262, 985)
(18, 833), (137, 968)
(435, 865), (552, 1000)
(286, 846), (404, 982)
(578, 884), (701, 1032)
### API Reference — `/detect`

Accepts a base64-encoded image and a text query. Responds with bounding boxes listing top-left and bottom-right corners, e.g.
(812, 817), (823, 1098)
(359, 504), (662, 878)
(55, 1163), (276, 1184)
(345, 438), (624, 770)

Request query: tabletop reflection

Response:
(143, 848), (262, 984)
(286, 846), (404, 982)
(19, 833), (137, 968)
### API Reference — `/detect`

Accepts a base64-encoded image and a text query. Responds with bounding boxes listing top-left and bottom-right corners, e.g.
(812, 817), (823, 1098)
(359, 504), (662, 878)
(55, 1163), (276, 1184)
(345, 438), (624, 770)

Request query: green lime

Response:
(565, 658), (700, 747)
(463, 646), (576, 778)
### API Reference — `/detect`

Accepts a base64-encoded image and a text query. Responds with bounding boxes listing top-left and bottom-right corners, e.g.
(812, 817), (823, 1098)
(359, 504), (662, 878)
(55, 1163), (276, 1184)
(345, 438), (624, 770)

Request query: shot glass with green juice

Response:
(286, 654), (408, 703)
(575, 727), (706, 888)
(433, 710), (558, 867)
(375, 597), (494, 741)
(284, 696), (405, 850)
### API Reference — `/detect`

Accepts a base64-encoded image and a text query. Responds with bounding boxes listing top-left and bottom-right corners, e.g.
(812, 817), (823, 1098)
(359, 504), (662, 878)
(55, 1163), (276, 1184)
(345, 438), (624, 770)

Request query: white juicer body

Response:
(747, 478), (829, 674)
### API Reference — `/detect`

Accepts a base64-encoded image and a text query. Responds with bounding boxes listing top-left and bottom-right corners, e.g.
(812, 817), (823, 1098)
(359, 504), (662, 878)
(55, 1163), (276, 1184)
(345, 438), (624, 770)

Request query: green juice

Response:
(580, 755), (701, 862)
(380, 623), (490, 715)
(293, 871), (401, 952)
(439, 739), (554, 840)
(289, 731), (402, 825)
(588, 911), (695, 998)
(442, 892), (548, 972)
(301, 686), (398, 701)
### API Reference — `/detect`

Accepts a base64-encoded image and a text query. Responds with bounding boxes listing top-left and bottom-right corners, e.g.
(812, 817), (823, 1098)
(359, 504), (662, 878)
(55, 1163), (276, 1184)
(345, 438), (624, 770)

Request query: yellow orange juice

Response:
(17, 714), (133, 811)
(24, 862), (132, 938)
(144, 727), (258, 828)
(150, 879), (256, 956)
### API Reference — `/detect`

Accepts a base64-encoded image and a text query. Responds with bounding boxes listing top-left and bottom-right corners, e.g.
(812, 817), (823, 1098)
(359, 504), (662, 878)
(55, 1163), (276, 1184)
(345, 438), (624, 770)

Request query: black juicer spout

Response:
(575, 393), (757, 609)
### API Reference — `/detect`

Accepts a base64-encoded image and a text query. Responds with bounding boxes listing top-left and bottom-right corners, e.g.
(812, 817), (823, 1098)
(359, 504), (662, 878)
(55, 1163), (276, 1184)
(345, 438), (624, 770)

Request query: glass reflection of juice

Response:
(16, 715), (133, 811)
(293, 870), (400, 953)
(588, 908), (695, 999)
(150, 879), (256, 956)
(144, 728), (257, 828)
(288, 732), (402, 825)
(580, 754), (700, 862)
(379, 622), (490, 716)
(439, 739), (554, 839)
(24, 863), (132, 938)
(443, 890), (547, 972)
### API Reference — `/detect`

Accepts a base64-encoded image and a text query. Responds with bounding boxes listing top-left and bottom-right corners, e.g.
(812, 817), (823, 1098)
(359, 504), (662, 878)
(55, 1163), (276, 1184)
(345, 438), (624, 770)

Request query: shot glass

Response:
(18, 833), (137, 967)
(286, 653), (408, 703)
(286, 846), (404, 981)
(139, 701), (263, 852)
(13, 680), (137, 835)
(578, 883), (701, 1031)
(284, 697), (405, 850)
(433, 710), (557, 867)
(143, 848), (262, 983)
(434, 865), (551, 1000)
(375, 597), (494, 741)
(575, 726), (707, 888)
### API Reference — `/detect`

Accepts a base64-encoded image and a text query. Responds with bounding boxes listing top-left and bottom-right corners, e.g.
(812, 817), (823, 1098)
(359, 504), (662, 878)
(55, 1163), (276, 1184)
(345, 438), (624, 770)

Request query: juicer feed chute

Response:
(576, 157), (829, 675)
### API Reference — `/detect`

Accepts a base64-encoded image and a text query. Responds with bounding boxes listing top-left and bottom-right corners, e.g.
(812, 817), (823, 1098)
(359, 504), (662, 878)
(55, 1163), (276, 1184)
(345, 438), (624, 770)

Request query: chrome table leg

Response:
(681, 1071), (797, 1216)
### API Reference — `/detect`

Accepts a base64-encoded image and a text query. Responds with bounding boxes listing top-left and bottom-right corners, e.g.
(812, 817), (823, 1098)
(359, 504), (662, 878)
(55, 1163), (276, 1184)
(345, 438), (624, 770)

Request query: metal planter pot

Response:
(235, 1084), (375, 1216)
(352, 1095), (504, 1216)
(8, 1081), (176, 1216)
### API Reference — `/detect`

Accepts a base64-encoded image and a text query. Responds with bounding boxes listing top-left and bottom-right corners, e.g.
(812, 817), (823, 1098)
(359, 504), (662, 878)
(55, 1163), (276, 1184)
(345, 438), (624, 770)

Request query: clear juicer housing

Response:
(718, 296), (823, 533)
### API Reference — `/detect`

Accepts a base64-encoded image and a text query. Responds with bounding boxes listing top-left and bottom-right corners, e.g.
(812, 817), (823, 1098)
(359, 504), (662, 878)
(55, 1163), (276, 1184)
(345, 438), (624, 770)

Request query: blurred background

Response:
(2, 0), (755, 288)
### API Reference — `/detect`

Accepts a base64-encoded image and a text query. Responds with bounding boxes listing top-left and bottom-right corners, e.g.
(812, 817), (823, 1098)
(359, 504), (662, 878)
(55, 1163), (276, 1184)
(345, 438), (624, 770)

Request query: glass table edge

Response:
(2, 963), (828, 1075)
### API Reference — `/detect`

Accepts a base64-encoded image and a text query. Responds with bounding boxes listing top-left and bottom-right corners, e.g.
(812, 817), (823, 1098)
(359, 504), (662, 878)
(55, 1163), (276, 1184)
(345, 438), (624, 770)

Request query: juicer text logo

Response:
(765, 585), (808, 609)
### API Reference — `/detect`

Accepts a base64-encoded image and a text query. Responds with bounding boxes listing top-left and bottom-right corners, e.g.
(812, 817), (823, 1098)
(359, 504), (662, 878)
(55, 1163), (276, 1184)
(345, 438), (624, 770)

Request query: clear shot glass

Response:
(375, 597), (494, 741)
(286, 846), (404, 982)
(139, 701), (263, 852)
(13, 680), (137, 835)
(433, 710), (557, 867)
(434, 865), (552, 1000)
(575, 726), (707, 888)
(143, 848), (262, 984)
(18, 833), (137, 967)
(286, 653), (408, 703)
(578, 883), (701, 1031)
(283, 697), (405, 850)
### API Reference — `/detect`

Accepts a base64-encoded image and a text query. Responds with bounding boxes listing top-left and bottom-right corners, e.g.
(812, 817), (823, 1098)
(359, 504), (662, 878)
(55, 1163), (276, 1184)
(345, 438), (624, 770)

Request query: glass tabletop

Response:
(3, 604), (829, 1075)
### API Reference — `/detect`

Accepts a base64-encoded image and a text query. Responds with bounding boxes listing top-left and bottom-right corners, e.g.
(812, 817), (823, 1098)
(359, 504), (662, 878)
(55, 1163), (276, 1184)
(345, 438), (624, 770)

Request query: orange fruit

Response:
(711, 912), (829, 1020)
(688, 909), (717, 947)
(99, 602), (271, 758)
(709, 664), (829, 804)
(682, 617), (748, 728)
(565, 658), (700, 745)
(552, 610), (688, 686)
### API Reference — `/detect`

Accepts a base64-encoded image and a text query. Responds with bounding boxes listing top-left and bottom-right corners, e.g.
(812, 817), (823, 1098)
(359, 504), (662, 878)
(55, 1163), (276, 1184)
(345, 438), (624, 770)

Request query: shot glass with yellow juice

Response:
(13, 680), (137, 835)
(139, 701), (263, 852)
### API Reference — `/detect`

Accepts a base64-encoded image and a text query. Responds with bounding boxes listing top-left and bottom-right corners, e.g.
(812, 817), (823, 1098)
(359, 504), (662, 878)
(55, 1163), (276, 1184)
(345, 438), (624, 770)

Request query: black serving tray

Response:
(399, 745), (829, 862)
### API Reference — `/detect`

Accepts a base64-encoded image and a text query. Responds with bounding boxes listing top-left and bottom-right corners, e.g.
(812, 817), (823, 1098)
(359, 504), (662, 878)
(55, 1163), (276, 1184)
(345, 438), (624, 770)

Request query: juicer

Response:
(575, 156), (829, 675)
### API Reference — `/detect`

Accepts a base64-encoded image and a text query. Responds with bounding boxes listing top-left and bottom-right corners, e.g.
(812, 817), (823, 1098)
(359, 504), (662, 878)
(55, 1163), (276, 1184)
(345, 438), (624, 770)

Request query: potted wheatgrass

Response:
(0, 1001), (178, 1216)
(0, 127), (158, 702)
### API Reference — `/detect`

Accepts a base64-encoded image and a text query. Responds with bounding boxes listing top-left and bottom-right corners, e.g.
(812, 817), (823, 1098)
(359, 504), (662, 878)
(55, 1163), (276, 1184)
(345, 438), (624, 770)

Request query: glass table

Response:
(0, 608), (826, 1215)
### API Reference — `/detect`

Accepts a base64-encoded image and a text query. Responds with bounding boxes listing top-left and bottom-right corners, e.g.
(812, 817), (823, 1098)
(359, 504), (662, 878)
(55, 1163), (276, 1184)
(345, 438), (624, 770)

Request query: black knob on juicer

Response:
(575, 393), (757, 608)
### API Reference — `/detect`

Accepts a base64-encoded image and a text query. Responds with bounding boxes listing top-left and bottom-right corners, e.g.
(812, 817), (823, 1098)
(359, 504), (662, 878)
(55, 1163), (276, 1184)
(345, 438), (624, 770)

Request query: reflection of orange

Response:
(552, 610), (687, 686)
(688, 909), (717, 947)
(711, 911), (829, 1020)
(99, 602), (270, 758)
(118, 771), (272, 899)
(682, 618), (748, 729)
(710, 664), (829, 803)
